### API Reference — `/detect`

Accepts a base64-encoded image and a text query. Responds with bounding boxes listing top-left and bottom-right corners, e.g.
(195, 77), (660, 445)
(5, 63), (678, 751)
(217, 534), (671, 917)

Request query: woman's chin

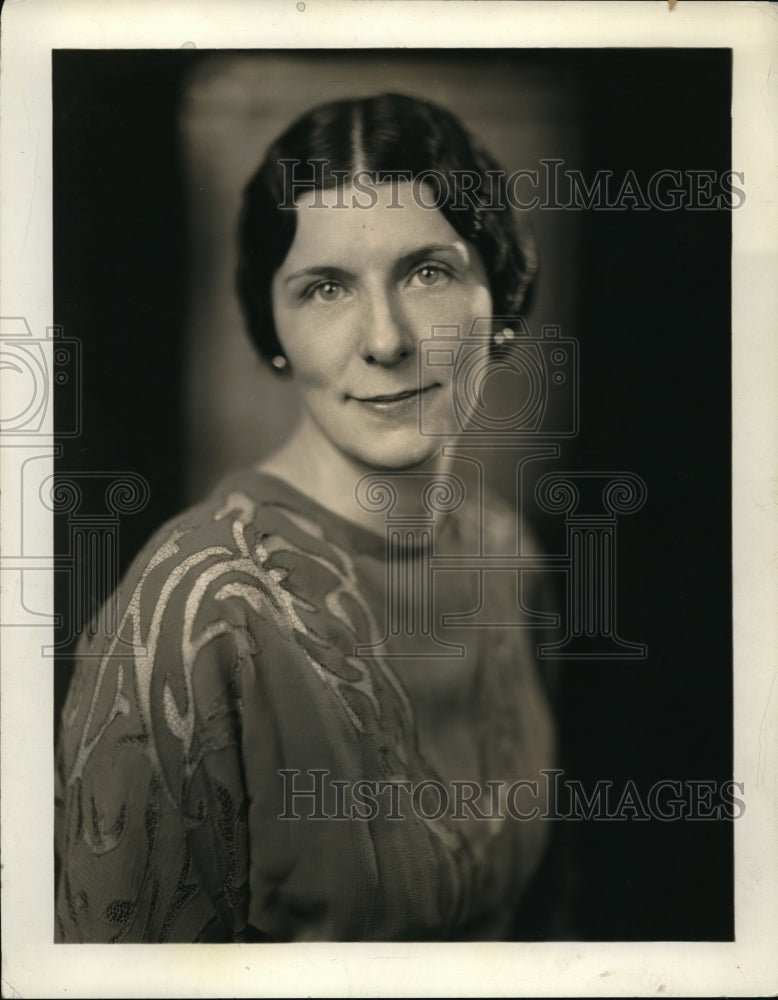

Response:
(347, 434), (449, 473)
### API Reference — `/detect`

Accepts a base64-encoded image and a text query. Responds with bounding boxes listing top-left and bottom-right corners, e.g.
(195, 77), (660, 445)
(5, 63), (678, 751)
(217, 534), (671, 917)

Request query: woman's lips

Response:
(350, 384), (439, 412)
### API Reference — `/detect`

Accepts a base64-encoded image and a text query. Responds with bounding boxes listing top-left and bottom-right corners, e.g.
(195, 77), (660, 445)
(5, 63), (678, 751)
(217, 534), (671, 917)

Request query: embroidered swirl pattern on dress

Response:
(59, 488), (500, 938)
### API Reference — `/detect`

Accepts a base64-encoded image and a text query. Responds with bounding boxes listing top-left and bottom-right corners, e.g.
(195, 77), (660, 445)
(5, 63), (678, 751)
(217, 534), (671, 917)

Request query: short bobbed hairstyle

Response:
(236, 92), (536, 369)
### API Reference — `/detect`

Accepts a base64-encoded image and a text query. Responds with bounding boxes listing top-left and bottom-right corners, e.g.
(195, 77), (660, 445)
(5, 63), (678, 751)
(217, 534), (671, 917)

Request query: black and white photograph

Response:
(1, 1), (776, 996)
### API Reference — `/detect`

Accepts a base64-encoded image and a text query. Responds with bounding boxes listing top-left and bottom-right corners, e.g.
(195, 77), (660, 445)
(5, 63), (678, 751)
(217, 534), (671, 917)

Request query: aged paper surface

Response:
(1, 1), (776, 995)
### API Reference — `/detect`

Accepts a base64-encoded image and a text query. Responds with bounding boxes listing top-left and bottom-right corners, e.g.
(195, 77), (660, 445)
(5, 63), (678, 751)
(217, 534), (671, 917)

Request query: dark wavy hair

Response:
(236, 92), (536, 370)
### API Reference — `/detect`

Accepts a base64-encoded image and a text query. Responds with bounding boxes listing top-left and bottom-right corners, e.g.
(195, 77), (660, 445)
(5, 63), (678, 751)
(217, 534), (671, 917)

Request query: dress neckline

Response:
(218, 464), (459, 560)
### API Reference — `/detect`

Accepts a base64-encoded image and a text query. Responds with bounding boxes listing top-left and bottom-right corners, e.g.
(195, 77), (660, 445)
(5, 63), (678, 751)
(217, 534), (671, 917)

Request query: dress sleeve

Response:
(55, 526), (255, 943)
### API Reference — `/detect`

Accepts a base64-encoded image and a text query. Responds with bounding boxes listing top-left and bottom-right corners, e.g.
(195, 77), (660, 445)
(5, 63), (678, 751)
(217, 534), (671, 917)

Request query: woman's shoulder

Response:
(80, 466), (302, 650)
(120, 466), (288, 583)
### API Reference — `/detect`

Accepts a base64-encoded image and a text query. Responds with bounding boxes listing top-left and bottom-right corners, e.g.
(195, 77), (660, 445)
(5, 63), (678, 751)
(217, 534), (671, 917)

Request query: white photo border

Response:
(1, 1), (777, 996)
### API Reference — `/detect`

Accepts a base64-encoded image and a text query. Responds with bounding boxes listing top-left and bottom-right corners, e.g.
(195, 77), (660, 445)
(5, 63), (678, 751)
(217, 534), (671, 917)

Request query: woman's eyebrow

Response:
(283, 265), (354, 286)
(394, 243), (469, 272)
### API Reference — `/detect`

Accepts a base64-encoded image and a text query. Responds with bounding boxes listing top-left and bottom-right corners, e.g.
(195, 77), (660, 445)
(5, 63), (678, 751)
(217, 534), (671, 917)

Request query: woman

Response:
(55, 93), (556, 942)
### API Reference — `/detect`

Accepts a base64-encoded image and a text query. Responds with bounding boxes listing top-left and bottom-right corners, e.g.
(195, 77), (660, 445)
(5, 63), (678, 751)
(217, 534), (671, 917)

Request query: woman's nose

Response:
(359, 291), (415, 366)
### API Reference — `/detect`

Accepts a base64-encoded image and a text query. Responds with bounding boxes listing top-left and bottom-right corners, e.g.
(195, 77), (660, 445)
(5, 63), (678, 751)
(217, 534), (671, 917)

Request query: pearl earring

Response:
(493, 327), (515, 347)
(271, 355), (288, 371)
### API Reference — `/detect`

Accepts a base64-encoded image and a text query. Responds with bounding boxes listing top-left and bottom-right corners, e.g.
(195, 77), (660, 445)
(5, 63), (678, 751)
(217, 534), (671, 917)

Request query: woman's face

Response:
(271, 182), (493, 470)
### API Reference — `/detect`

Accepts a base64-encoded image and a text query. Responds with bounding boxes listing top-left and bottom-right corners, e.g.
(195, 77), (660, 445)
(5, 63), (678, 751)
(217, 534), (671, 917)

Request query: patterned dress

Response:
(55, 468), (555, 941)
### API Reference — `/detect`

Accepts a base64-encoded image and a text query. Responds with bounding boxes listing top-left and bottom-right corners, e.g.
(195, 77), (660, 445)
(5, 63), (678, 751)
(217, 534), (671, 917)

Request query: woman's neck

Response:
(256, 411), (458, 539)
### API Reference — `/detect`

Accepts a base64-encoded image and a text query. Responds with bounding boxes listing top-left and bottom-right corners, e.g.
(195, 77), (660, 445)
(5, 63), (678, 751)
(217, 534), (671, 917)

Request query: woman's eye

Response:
(409, 264), (451, 288)
(308, 280), (345, 302)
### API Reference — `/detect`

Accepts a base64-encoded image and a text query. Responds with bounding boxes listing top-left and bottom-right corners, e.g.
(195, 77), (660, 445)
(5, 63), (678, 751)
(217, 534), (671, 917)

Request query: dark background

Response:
(53, 48), (733, 941)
